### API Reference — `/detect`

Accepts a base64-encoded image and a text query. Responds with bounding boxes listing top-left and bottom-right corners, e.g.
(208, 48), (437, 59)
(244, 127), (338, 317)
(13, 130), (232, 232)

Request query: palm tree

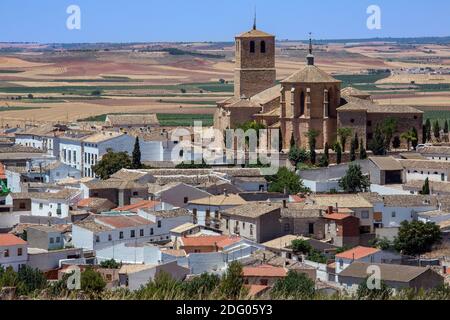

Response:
(401, 130), (417, 151)
(381, 118), (398, 151)
(337, 128), (353, 152)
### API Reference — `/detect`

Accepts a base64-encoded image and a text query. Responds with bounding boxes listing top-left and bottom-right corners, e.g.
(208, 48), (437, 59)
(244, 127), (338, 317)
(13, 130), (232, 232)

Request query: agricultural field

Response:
(0, 39), (450, 127)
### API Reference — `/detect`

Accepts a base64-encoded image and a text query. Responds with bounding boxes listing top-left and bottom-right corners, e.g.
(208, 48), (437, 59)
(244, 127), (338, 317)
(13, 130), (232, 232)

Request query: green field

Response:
(157, 99), (217, 105)
(78, 112), (214, 126)
(0, 70), (23, 74)
(0, 106), (48, 112)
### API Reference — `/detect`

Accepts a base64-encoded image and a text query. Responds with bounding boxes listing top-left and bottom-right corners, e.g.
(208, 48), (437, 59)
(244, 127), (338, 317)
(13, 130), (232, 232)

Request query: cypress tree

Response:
(132, 136), (142, 169)
(359, 139), (367, 160)
(421, 178), (430, 195)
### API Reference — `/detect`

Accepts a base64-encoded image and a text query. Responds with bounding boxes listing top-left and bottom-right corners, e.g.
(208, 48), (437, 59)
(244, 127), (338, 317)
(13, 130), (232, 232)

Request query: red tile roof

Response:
(95, 215), (153, 229)
(242, 265), (287, 278)
(335, 246), (380, 260)
(0, 234), (27, 246)
(180, 235), (239, 248)
(290, 195), (305, 203)
(325, 213), (354, 221)
(114, 200), (160, 213)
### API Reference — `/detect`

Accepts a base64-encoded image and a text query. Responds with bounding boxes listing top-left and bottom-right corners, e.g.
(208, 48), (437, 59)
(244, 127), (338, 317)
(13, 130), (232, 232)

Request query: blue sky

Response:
(0, 0), (449, 43)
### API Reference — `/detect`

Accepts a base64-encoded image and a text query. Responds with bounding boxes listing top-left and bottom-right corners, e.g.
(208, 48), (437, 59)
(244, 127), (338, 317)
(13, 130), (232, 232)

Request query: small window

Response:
(140, 229), (144, 237)
(119, 232), (124, 239)
(226, 219), (229, 230)
(242, 222), (246, 230)
(367, 121), (372, 127)
(50, 237), (54, 244)
(150, 228), (154, 235)
(133, 191), (138, 196)
(39, 203), (43, 210)
(308, 223), (314, 234)
(95, 236), (99, 243)
(260, 40), (266, 53)
(17, 248), (23, 256)
(392, 212), (396, 218)
(350, 119), (355, 124)
(56, 237), (61, 243)
(4, 249), (9, 257)
(250, 41), (255, 53)
(184, 197), (188, 204)
(131, 230), (135, 238)
(108, 234), (112, 241)
(157, 221), (161, 228)
(250, 224), (254, 236)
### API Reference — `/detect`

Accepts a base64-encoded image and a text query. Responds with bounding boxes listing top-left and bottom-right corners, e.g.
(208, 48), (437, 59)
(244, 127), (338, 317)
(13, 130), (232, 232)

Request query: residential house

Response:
(118, 261), (189, 291)
(76, 197), (116, 214)
(323, 212), (360, 247)
(81, 180), (149, 207)
(334, 246), (401, 275)
(220, 202), (283, 243)
(148, 182), (211, 208)
(0, 145), (55, 167)
(369, 156), (404, 185)
(186, 193), (247, 227)
(0, 234), (27, 271)
(307, 194), (374, 234)
(279, 202), (326, 238)
(14, 124), (66, 157)
(401, 159), (450, 183)
(30, 189), (82, 218)
(338, 262), (444, 292)
(242, 264), (287, 286)
(418, 146), (450, 162)
(26, 225), (65, 251)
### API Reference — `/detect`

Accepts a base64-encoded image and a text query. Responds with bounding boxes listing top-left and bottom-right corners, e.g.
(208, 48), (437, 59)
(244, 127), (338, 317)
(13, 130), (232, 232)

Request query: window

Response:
(250, 41), (255, 53)
(4, 249), (9, 257)
(119, 232), (124, 239)
(17, 248), (22, 256)
(108, 234), (112, 241)
(95, 236), (99, 243)
(184, 197), (188, 204)
(250, 224), (254, 236)
(133, 191), (138, 196)
(50, 237), (54, 244)
(131, 230), (136, 238)
(260, 40), (266, 53)
(392, 212), (396, 218)
(226, 219), (229, 230)
(56, 237), (61, 243)
(442, 173), (445, 182)
(361, 211), (370, 219)
(323, 89), (330, 118)
(242, 222), (245, 230)
(367, 120), (372, 127)
(350, 119), (355, 123)
(140, 229), (144, 237)
(19, 202), (26, 210)
(308, 223), (314, 234)
(339, 259), (343, 268)
(150, 228), (154, 235)
(39, 203), (43, 210)
(300, 91), (305, 116)
(157, 221), (162, 228)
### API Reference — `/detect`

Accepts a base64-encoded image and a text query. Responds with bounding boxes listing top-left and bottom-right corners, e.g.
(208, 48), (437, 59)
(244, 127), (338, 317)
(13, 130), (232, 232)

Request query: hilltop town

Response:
(1, 23), (450, 301)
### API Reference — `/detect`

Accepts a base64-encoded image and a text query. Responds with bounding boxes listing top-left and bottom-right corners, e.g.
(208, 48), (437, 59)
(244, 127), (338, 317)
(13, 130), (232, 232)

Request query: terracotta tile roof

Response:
(308, 194), (372, 208)
(282, 65), (341, 84)
(338, 96), (423, 114)
(0, 234), (27, 246)
(290, 195), (305, 203)
(324, 213), (354, 221)
(77, 197), (114, 208)
(236, 28), (274, 38)
(222, 202), (281, 219)
(245, 284), (269, 297)
(216, 237), (242, 249)
(114, 200), (160, 213)
(189, 194), (247, 206)
(180, 235), (238, 248)
(250, 85), (281, 105)
(335, 246), (380, 260)
(95, 215), (154, 229)
(242, 264), (287, 278)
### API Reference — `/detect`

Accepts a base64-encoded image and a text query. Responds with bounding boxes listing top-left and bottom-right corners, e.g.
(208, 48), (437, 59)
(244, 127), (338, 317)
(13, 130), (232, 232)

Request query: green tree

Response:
(16, 266), (47, 295)
(399, 130), (417, 151)
(357, 277), (393, 300)
(392, 136), (401, 150)
(421, 177), (431, 195)
(424, 119), (432, 142)
(219, 261), (245, 299)
(268, 167), (309, 194)
(337, 128), (352, 152)
(81, 267), (106, 293)
(92, 150), (131, 180)
(291, 239), (312, 254)
(100, 259), (121, 269)
(369, 124), (386, 156)
(394, 220), (442, 255)
(359, 139), (367, 160)
(182, 273), (220, 298)
(350, 136), (357, 162)
(444, 120), (449, 134)
(334, 142), (342, 164)
(0, 266), (19, 288)
(411, 127), (419, 149)
(381, 118), (398, 151)
(339, 163), (370, 193)
(318, 154), (329, 168)
(354, 133), (359, 151)
(175, 159), (211, 169)
(305, 130), (319, 165)
(271, 271), (315, 299)
(288, 146), (310, 166)
(433, 120), (441, 139)
(132, 136), (142, 169)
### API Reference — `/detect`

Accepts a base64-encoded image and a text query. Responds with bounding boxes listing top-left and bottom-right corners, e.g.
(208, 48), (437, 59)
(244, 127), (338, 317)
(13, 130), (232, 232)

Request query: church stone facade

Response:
(214, 24), (423, 152)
